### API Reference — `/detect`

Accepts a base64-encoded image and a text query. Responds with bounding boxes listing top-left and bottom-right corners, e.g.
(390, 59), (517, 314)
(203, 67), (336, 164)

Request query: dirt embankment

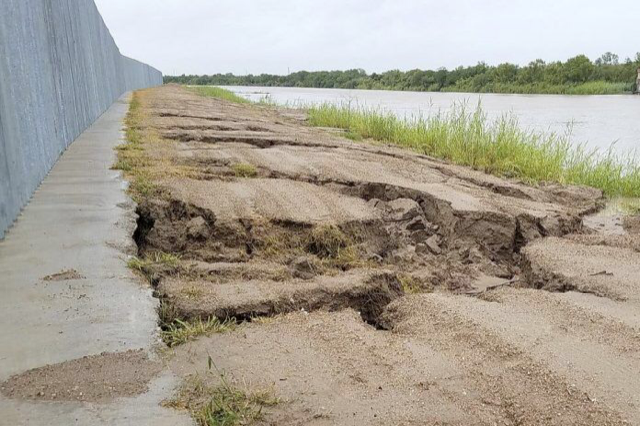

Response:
(113, 86), (640, 424)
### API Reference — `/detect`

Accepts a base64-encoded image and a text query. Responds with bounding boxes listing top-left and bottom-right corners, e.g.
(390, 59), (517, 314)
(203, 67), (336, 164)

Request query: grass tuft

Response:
(128, 251), (181, 270)
(398, 274), (431, 294)
(231, 163), (258, 178)
(307, 102), (640, 197)
(197, 381), (278, 426)
(306, 225), (351, 258)
(128, 251), (181, 285)
(166, 357), (280, 426)
(162, 317), (236, 347)
(191, 86), (250, 104)
(128, 252), (180, 273)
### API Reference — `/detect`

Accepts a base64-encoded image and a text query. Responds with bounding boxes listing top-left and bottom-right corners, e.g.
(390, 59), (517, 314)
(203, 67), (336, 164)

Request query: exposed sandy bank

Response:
(116, 85), (640, 425)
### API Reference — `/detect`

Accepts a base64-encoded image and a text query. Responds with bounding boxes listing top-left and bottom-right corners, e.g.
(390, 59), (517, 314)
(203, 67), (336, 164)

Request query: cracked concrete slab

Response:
(0, 94), (192, 426)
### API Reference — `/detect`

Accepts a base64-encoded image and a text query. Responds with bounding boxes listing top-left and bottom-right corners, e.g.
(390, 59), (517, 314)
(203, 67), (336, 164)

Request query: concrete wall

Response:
(0, 0), (162, 238)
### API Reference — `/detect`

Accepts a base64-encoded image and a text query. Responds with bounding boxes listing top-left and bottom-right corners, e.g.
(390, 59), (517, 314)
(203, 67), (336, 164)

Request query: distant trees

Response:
(165, 53), (640, 95)
(563, 55), (594, 83)
(595, 52), (619, 66)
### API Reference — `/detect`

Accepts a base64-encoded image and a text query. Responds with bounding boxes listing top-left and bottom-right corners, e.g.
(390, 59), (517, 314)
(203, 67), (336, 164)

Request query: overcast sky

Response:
(95, 0), (640, 76)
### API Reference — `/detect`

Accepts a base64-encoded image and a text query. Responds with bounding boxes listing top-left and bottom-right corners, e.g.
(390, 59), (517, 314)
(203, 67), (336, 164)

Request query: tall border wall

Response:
(0, 0), (162, 238)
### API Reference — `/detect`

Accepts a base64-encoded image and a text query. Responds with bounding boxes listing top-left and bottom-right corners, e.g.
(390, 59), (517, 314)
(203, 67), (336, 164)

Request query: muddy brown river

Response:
(225, 85), (640, 157)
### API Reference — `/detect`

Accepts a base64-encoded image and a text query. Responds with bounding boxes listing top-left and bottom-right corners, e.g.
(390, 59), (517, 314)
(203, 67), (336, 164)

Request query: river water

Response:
(224, 86), (640, 158)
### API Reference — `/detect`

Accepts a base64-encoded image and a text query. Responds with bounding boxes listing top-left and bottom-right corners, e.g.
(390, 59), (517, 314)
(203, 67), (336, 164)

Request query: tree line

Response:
(165, 53), (640, 95)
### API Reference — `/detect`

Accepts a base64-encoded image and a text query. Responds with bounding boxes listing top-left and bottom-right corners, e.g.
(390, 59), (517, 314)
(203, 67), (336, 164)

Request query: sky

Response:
(95, 0), (640, 76)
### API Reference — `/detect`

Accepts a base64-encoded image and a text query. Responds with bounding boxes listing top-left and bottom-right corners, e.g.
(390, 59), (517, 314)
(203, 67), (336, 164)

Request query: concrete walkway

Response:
(0, 95), (192, 425)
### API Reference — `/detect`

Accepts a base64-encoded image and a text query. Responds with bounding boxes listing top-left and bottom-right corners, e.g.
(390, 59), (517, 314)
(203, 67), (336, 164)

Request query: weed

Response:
(158, 299), (180, 327)
(128, 252), (180, 271)
(197, 381), (278, 426)
(129, 173), (159, 198)
(306, 225), (351, 258)
(128, 251), (181, 284)
(182, 285), (205, 299)
(321, 245), (362, 270)
(166, 356), (280, 426)
(343, 131), (363, 141)
(231, 163), (258, 178)
(256, 94), (276, 106)
(606, 198), (640, 215)
(112, 158), (133, 172)
(127, 256), (147, 271)
(116, 90), (185, 202)
(191, 86), (250, 104)
(162, 317), (236, 347)
(307, 102), (640, 197)
(398, 274), (429, 294)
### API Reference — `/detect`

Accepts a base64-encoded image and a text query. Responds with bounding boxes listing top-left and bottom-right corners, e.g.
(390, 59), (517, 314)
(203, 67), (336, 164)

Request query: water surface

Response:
(225, 86), (640, 157)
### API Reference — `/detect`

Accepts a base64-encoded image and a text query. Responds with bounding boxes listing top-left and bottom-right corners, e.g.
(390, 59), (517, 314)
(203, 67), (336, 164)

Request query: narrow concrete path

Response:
(0, 95), (191, 425)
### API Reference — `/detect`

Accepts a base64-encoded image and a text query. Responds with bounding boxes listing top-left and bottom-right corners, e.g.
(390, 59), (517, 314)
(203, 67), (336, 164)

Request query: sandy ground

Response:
(6, 85), (637, 425)
(127, 86), (639, 425)
(1, 350), (161, 403)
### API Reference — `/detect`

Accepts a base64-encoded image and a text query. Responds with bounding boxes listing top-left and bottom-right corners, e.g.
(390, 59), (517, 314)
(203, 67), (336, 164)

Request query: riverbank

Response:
(108, 84), (640, 425)
(306, 102), (640, 197)
(196, 87), (640, 197)
(165, 53), (640, 95)
(167, 78), (635, 96)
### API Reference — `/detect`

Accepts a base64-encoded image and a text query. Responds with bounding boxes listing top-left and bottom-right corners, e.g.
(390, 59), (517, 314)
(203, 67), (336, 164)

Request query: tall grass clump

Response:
(191, 86), (250, 104)
(162, 317), (235, 347)
(565, 81), (632, 95)
(307, 102), (640, 197)
(445, 80), (632, 95)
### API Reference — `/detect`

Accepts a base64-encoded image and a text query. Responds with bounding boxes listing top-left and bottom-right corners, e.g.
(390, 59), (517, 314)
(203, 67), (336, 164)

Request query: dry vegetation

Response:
(165, 357), (279, 426)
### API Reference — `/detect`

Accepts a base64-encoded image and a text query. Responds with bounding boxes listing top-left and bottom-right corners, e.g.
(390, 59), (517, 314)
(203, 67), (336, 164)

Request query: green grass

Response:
(114, 91), (165, 202)
(231, 163), (258, 178)
(166, 356), (280, 426)
(128, 251), (181, 272)
(446, 80), (633, 95)
(128, 251), (181, 286)
(306, 102), (640, 197)
(191, 86), (250, 104)
(564, 81), (632, 95)
(162, 317), (236, 347)
(196, 379), (278, 426)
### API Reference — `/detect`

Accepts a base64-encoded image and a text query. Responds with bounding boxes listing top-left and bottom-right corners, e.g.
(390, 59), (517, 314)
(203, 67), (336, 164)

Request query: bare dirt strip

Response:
(7, 85), (638, 425)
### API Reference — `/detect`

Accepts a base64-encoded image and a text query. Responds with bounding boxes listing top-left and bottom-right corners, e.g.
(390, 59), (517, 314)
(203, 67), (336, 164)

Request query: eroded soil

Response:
(131, 86), (639, 425)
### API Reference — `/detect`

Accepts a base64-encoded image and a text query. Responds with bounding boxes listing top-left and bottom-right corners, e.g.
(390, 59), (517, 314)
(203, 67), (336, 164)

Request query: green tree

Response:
(563, 55), (594, 83)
